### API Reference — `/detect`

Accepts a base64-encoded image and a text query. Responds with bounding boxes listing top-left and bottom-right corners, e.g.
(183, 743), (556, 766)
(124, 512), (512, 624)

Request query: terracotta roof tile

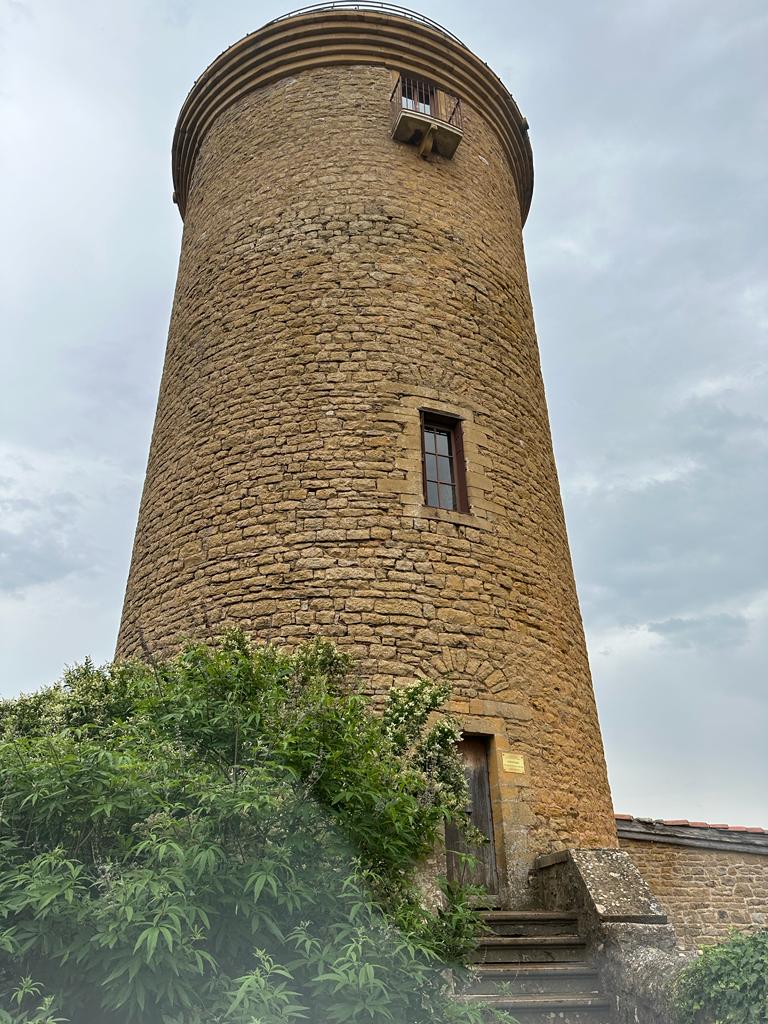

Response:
(616, 814), (767, 834)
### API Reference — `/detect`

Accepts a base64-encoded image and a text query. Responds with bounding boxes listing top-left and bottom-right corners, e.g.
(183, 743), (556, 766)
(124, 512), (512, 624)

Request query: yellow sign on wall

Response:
(502, 753), (526, 774)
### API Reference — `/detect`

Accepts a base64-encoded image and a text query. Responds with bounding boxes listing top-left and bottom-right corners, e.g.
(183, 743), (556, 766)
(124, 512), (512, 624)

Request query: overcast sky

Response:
(1, 0), (766, 826)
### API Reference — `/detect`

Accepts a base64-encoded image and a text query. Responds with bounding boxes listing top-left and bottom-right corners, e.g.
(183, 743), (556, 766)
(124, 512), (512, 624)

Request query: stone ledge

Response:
(535, 848), (693, 1024)
(535, 848), (668, 923)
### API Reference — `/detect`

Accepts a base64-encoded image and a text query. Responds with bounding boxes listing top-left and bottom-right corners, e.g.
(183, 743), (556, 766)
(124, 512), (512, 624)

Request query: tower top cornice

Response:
(171, 3), (534, 223)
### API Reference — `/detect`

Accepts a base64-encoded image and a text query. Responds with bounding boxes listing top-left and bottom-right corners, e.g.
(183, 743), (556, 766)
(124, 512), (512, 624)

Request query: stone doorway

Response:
(445, 735), (499, 896)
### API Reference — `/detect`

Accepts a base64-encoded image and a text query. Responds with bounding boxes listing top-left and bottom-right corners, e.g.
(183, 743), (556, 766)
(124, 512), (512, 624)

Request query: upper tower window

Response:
(421, 412), (469, 513)
(402, 77), (434, 116)
(390, 74), (463, 159)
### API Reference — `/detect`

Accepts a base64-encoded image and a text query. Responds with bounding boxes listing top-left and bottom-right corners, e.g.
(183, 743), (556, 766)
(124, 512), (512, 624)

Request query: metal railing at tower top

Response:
(390, 74), (462, 130)
(266, 3), (469, 49)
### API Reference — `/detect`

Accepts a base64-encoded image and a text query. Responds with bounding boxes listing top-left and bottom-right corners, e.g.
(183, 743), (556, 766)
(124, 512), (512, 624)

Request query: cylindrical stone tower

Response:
(118, 4), (617, 903)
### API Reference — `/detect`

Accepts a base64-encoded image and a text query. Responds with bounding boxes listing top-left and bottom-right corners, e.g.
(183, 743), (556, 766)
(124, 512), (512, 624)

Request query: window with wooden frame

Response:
(420, 412), (469, 513)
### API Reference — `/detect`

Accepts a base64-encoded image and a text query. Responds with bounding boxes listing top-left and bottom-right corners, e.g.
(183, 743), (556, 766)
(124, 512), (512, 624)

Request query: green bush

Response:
(674, 928), (768, 1023)
(0, 633), (490, 1024)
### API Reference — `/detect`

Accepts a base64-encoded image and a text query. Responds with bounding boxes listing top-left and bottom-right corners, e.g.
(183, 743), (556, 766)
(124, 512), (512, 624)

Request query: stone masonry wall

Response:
(621, 838), (768, 948)
(117, 63), (617, 895)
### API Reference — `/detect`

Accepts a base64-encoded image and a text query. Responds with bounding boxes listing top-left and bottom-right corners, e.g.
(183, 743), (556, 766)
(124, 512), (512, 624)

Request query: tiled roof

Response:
(616, 814), (767, 835)
(616, 814), (768, 855)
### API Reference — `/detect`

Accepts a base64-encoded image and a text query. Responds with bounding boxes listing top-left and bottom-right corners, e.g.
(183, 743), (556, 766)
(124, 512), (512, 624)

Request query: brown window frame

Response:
(420, 411), (469, 514)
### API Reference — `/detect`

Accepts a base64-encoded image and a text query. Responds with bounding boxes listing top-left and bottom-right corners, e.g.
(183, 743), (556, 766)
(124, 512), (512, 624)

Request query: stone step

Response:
(471, 935), (587, 964)
(464, 992), (614, 1022)
(482, 910), (581, 938)
(464, 961), (600, 996)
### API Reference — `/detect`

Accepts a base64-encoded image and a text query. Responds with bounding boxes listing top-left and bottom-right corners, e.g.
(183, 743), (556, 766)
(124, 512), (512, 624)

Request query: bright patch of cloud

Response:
(567, 457), (701, 497)
(674, 362), (768, 404)
(589, 622), (662, 662)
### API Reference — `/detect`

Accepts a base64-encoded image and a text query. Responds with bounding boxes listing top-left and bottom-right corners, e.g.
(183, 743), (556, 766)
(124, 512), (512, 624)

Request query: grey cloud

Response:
(0, 442), (139, 596)
(647, 613), (750, 650)
(0, 526), (88, 593)
(0, 492), (80, 516)
(0, 485), (88, 593)
(564, 393), (768, 630)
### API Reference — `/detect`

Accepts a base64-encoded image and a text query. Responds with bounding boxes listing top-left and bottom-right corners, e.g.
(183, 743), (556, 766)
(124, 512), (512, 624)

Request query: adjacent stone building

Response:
(618, 815), (768, 948)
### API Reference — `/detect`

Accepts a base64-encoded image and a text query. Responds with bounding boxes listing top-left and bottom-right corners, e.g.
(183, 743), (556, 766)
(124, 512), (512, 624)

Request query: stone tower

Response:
(118, 4), (617, 903)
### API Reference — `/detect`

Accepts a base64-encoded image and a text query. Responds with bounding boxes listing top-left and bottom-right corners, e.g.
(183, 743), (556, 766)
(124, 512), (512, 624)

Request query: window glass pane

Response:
(437, 455), (453, 484)
(438, 484), (455, 510)
(422, 415), (466, 512)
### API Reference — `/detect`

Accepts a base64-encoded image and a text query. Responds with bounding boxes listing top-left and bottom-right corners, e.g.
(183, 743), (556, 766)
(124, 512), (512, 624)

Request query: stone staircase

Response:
(460, 910), (614, 1022)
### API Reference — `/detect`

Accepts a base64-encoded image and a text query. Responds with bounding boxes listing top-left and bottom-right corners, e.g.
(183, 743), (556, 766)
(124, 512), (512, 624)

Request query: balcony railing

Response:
(390, 74), (462, 131)
(269, 4), (469, 50)
(390, 74), (463, 159)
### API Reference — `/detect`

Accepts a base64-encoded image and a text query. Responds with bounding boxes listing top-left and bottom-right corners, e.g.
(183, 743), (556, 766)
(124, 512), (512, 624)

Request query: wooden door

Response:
(445, 736), (498, 894)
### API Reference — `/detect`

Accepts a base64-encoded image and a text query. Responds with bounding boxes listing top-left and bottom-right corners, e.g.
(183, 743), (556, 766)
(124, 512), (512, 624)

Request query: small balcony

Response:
(390, 74), (463, 159)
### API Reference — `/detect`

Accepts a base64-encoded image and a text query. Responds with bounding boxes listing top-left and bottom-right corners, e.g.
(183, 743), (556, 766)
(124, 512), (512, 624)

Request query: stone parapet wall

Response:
(618, 817), (768, 948)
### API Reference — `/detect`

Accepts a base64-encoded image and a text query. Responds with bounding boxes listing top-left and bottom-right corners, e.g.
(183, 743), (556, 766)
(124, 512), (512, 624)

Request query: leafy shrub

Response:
(0, 633), (490, 1024)
(674, 928), (768, 1023)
